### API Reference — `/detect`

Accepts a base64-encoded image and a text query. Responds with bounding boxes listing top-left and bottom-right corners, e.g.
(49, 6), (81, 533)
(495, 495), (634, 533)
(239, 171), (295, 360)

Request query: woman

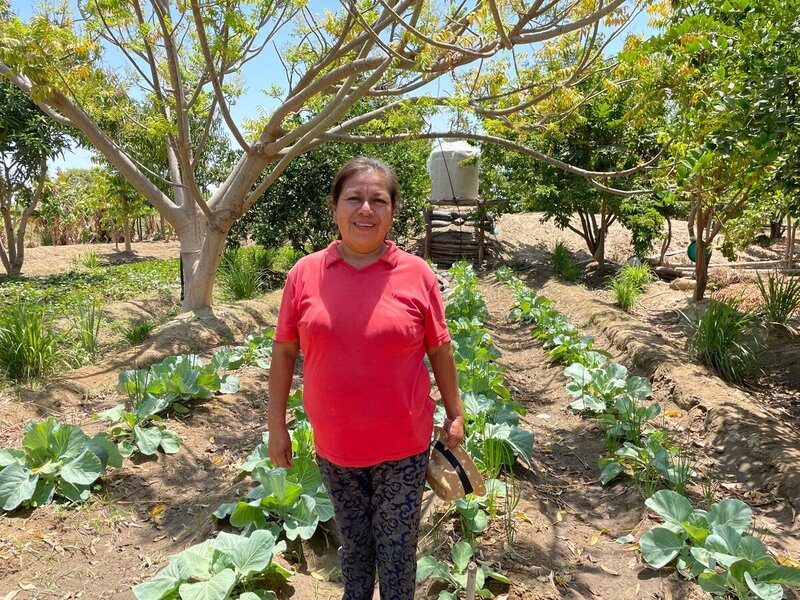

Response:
(268, 156), (464, 600)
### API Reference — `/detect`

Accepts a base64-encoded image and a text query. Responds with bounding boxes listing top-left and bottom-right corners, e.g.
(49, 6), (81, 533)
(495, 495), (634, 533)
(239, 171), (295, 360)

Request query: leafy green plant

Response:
(117, 354), (240, 406)
(416, 541), (510, 600)
(0, 299), (64, 382)
(551, 241), (581, 281)
(756, 272), (800, 333)
(132, 529), (291, 600)
(214, 457), (334, 542)
(274, 245), (305, 271)
(599, 432), (696, 494)
(446, 262), (489, 322)
(0, 418), (121, 510)
(454, 496), (489, 541)
(96, 401), (181, 457)
(122, 320), (155, 345)
(212, 330), (275, 370)
(639, 490), (800, 599)
(72, 294), (102, 361)
(682, 298), (760, 385)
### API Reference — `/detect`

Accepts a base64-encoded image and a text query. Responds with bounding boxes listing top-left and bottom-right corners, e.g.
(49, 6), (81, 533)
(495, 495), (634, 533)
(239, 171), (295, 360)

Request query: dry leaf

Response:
(516, 511), (533, 524)
(776, 556), (800, 568)
(212, 455), (225, 465)
(589, 534), (600, 546)
(148, 503), (168, 524)
(663, 410), (680, 418)
(555, 510), (563, 523)
(4, 591), (20, 600)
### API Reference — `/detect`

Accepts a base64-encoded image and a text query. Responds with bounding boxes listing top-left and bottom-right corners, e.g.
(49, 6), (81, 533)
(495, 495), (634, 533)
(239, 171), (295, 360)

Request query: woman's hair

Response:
(328, 156), (400, 208)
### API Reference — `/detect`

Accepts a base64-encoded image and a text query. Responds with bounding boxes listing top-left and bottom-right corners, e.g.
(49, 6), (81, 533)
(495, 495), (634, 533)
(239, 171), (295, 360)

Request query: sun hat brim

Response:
(426, 426), (486, 501)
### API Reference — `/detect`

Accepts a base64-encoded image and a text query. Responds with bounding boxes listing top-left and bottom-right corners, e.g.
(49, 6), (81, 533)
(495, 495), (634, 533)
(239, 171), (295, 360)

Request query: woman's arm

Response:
(427, 341), (464, 449)
(268, 338), (301, 468)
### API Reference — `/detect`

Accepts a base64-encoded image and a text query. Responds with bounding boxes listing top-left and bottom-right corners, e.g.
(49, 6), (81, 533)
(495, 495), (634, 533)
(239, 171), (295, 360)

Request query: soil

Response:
(1, 214), (798, 600)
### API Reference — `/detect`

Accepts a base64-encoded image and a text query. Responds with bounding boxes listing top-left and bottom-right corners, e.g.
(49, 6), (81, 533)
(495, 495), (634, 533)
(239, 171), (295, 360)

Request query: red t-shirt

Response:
(274, 241), (451, 467)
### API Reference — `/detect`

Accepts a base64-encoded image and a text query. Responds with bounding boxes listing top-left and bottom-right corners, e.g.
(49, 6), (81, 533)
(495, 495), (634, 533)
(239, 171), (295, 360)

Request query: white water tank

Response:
(427, 141), (480, 202)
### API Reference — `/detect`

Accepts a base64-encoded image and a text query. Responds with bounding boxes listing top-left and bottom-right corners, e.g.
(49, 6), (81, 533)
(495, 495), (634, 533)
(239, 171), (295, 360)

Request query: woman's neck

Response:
(338, 240), (387, 268)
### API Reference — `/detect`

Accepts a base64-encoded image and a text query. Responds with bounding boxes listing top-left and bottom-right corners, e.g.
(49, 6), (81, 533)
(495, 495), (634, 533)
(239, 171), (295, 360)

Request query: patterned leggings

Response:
(317, 450), (429, 600)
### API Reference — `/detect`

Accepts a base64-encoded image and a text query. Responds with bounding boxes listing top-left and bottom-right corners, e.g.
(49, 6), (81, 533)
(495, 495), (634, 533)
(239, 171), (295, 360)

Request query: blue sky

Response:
(11, 2), (654, 172)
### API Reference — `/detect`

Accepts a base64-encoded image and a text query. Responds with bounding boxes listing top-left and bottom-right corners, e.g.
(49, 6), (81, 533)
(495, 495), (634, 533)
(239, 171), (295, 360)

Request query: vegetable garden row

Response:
(1, 261), (799, 599)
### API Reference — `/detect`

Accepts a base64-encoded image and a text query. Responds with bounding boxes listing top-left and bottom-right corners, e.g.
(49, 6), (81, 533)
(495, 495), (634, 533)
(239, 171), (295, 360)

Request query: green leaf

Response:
(569, 394), (606, 412)
(0, 448), (26, 467)
(134, 425), (162, 455)
(0, 464), (38, 511)
(282, 494), (319, 541)
(288, 457), (323, 495)
(59, 480), (91, 503)
(214, 529), (280, 577)
(737, 537), (768, 561)
(708, 499), (752, 533)
(705, 524), (741, 555)
(417, 556), (450, 583)
(219, 375), (240, 394)
(451, 541), (473, 573)
(96, 404), (126, 423)
(158, 429), (181, 454)
(22, 418), (56, 463)
(599, 461), (624, 485)
(756, 563), (800, 586)
(132, 561), (184, 600)
(645, 490), (693, 525)
(563, 363), (590, 384)
(88, 433), (123, 469)
(744, 572), (783, 600)
(178, 568), (236, 600)
(625, 376), (652, 400)
(698, 571), (729, 595)
(313, 493), (334, 522)
(639, 527), (685, 568)
(30, 478), (55, 507)
(230, 502), (268, 530)
(59, 448), (103, 485)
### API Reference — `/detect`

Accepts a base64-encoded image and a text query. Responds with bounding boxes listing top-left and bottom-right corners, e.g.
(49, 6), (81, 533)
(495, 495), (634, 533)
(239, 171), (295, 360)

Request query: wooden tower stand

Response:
(423, 198), (491, 267)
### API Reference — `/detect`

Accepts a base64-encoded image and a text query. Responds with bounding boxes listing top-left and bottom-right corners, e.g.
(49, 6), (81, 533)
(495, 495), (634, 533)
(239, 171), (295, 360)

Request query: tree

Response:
(0, 81), (70, 275)
(1, 0), (646, 309)
(631, 0), (800, 300)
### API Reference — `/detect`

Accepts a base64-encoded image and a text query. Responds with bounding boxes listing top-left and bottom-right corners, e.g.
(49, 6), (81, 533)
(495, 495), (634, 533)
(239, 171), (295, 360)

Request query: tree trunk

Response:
(177, 217), (228, 311)
(770, 218), (784, 240)
(786, 217), (796, 269)
(123, 217), (132, 253)
(659, 217), (673, 265)
(693, 204), (712, 302)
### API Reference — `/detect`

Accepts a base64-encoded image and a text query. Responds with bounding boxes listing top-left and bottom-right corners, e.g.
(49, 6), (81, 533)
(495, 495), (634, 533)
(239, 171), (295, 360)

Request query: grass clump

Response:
(73, 250), (102, 270)
(275, 245), (305, 271)
(682, 297), (760, 385)
(217, 245), (278, 301)
(0, 300), (64, 382)
(756, 272), (800, 333)
(122, 320), (155, 345)
(551, 241), (581, 281)
(609, 264), (654, 311)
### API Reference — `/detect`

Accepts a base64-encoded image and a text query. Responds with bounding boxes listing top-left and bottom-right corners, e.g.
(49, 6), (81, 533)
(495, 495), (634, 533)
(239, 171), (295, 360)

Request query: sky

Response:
(11, 1), (655, 172)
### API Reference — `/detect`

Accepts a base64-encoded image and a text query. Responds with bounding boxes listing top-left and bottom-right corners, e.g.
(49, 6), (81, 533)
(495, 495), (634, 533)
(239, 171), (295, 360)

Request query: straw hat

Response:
(426, 426), (486, 501)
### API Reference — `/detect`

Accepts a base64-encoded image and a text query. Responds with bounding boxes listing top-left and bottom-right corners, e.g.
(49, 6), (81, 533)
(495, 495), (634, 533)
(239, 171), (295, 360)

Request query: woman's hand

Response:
(268, 425), (293, 468)
(442, 414), (464, 449)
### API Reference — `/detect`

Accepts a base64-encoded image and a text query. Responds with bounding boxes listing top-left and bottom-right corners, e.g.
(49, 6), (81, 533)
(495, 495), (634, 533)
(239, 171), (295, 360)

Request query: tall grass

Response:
(756, 272), (800, 332)
(551, 241), (581, 281)
(682, 298), (760, 385)
(0, 300), (63, 382)
(609, 277), (639, 311)
(217, 246), (278, 301)
(73, 295), (102, 360)
(609, 264), (654, 311)
(73, 250), (101, 270)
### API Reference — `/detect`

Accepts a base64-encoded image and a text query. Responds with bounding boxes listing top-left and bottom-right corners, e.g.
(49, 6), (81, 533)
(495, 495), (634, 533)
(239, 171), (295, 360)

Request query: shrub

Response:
(682, 298), (760, 385)
(275, 244), (305, 271)
(551, 241), (581, 281)
(0, 300), (63, 382)
(756, 272), (800, 332)
(216, 246), (277, 301)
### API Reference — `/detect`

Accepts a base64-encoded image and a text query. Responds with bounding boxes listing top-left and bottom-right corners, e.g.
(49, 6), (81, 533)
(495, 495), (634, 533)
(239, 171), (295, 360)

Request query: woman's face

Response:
(333, 169), (395, 256)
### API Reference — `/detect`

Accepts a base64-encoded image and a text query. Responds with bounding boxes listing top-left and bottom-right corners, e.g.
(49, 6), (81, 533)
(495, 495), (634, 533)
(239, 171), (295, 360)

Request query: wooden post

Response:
(477, 200), (485, 267)
(465, 562), (478, 600)
(424, 207), (432, 260)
